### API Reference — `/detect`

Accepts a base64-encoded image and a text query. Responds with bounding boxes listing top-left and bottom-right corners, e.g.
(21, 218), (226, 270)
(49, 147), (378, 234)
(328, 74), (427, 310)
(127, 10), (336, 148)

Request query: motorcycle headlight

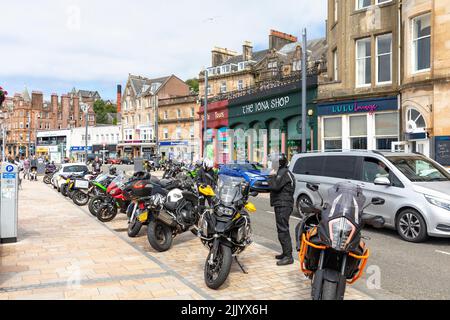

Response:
(202, 218), (208, 236)
(216, 206), (235, 217)
(425, 195), (450, 211)
(328, 218), (356, 252)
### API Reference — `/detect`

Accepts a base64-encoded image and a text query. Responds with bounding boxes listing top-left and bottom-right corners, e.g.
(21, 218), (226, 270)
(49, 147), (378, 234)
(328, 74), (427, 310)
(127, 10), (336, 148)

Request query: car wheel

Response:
(396, 209), (428, 243)
(296, 194), (313, 219)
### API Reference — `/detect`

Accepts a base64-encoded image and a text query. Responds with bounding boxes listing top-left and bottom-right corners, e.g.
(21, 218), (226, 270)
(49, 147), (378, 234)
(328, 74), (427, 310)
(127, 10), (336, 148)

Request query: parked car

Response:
(120, 157), (134, 165)
(107, 158), (122, 165)
(218, 162), (271, 192)
(51, 163), (90, 192)
(289, 151), (450, 243)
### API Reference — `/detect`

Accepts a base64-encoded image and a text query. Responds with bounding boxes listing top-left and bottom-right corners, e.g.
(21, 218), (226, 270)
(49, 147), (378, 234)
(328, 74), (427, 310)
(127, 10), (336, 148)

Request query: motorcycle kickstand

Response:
(235, 257), (248, 274)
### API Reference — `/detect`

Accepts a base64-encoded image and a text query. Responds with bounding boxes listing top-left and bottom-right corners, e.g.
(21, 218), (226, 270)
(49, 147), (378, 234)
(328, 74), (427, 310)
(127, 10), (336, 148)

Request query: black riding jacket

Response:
(269, 167), (296, 207)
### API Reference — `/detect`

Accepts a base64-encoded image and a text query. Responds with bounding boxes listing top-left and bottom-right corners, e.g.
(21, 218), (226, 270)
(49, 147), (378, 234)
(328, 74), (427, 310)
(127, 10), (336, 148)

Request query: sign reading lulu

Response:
(317, 97), (398, 116)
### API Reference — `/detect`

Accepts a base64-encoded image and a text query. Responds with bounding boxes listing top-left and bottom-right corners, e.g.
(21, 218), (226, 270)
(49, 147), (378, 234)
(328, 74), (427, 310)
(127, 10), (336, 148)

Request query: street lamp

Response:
(81, 103), (90, 164)
(307, 109), (315, 152)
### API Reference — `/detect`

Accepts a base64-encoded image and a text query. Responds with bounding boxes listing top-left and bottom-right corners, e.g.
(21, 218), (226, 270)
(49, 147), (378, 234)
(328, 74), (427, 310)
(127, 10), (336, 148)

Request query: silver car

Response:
(289, 151), (450, 243)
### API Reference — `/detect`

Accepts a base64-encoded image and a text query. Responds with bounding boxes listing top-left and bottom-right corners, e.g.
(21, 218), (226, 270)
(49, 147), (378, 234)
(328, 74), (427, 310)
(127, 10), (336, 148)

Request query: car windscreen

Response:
(63, 166), (88, 173)
(229, 164), (258, 171)
(387, 156), (450, 182)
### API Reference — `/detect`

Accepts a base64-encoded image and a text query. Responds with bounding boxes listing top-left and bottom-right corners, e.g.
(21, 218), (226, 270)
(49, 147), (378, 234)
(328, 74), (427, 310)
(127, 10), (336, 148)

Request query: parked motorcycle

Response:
(146, 177), (215, 252)
(296, 182), (385, 300)
(197, 175), (258, 290)
(72, 172), (116, 207)
(43, 166), (58, 185)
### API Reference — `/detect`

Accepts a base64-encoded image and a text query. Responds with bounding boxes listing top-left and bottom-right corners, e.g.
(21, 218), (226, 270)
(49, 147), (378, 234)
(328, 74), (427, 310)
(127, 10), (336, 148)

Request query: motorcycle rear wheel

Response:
(204, 244), (232, 290)
(72, 190), (89, 206)
(147, 220), (173, 252)
(61, 184), (69, 197)
(43, 175), (51, 184)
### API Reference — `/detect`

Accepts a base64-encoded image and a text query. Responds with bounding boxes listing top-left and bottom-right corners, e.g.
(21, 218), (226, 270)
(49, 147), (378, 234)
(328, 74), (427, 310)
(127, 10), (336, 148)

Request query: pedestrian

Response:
(92, 156), (102, 174)
(30, 155), (38, 181)
(268, 154), (296, 266)
(23, 157), (31, 180)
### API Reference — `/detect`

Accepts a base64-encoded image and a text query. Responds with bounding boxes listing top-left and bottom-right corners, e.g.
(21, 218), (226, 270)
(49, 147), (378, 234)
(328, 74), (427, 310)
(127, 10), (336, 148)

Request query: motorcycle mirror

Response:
(306, 183), (319, 192)
(371, 197), (386, 206)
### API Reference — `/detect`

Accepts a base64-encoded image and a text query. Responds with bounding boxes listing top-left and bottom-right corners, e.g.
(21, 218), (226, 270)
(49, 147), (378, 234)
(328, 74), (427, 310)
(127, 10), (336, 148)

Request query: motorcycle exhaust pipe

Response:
(158, 210), (177, 227)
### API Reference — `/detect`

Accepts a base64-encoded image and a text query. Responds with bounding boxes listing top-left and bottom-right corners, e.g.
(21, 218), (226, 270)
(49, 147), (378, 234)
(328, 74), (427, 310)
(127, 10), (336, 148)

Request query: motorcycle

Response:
(296, 182), (385, 300)
(87, 173), (119, 215)
(146, 177), (215, 252)
(43, 166), (58, 184)
(197, 175), (258, 290)
(72, 173), (116, 207)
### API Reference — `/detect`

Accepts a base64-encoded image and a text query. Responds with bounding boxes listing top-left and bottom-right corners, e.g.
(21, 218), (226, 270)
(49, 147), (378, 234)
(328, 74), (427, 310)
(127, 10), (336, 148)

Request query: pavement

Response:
(0, 177), (371, 300)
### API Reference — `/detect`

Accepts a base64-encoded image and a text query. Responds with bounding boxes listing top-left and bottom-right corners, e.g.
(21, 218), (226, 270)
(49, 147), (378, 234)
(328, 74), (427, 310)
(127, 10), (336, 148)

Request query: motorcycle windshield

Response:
(111, 174), (128, 189)
(323, 182), (366, 226)
(216, 175), (244, 205)
(95, 173), (108, 184)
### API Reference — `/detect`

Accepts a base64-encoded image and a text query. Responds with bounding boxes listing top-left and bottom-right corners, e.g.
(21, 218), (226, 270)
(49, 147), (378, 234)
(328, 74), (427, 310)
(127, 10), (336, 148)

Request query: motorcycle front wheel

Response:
(204, 244), (232, 290)
(147, 220), (173, 252)
(312, 269), (346, 301)
(128, 215), (143, 238)
(43, 175), (51, 184)
(97, 204), (118, 223)
(61, 184), (69, 197)
(89, 196), (105, 217)
(72, 190), (89, 206)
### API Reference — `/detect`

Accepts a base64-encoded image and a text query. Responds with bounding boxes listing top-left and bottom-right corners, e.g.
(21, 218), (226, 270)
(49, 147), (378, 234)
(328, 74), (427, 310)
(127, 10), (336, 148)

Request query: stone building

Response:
(119, 74), (199, 159)
(3, 88), (95, 158)
(317, 0), (401, 152)
(158, 94), (200, 161)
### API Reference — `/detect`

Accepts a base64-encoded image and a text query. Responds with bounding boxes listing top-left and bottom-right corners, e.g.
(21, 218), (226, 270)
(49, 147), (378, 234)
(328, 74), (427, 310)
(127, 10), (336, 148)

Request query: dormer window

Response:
(221, 65), (231, 74)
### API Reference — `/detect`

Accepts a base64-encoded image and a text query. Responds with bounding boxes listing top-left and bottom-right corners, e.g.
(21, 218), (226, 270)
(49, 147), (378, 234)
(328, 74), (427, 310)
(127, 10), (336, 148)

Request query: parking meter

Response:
(0, 163), (19, 243)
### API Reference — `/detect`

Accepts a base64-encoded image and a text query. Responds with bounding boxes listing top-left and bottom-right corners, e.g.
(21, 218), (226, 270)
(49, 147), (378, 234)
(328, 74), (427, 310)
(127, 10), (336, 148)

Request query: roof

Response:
(128, 74), (171, 97)
(217, 49), (270, 67)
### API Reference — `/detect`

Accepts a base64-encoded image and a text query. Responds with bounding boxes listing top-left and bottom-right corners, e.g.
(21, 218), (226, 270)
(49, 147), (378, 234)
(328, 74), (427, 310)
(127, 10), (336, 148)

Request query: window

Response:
(292, 156), (325, 176)
(293, 60), (301, 72)
(376, 34), (392, 84)
(350, 115), (368, 149)
(190, 126), (195, 139)
(176, 126), (182, 139)
(190, 107), (195, 118)
(125, 130), (133, 141)
(220, 82), (227, 93)
(375, 112), (399, 150)
(376, 0), (392, 4)
(334, 0), (339, 22)
(323, 156), (358, 180)
(356, 38), (371, 86)
(323, 117), (342, 150)
(164, 111), (168, 120)
(221, 65), (231, 74)
(333, 49), (339, 81)
(412, 13), (431, 72)
(163, 128), (169, 139)
(237, 80), (244, 91)
(362, 157), (390, 183)
(356, 0), (371, 10)
(207, 85), (212, 96)
(238, 62), (245, 71)
(177, 109), (181, 119)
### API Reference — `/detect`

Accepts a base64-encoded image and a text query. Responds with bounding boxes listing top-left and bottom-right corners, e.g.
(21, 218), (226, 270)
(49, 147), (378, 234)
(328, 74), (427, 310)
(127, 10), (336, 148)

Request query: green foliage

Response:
(186, 78), (199, 93)
(93, 99), (117, 124)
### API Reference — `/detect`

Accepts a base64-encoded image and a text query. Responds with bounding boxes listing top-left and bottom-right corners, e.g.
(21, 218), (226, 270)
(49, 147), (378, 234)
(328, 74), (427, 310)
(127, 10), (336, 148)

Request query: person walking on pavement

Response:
(30, 155), (38, 181)
(23, 157), (31, 180)
(268, 153), (296, 266)
(92, 156), (102, 174)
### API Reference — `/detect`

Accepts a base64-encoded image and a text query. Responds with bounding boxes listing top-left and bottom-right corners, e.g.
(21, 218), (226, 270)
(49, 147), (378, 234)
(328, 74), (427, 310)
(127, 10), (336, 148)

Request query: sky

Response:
(0, 0), (327, 101)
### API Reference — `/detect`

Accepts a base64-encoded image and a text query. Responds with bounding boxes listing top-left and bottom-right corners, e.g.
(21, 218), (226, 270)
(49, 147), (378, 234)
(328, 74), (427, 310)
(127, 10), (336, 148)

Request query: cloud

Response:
(0, 0), (327, 99)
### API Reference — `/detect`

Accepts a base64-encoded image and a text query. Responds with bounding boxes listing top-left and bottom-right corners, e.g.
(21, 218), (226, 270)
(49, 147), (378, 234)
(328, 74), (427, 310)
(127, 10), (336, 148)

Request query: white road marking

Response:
(435, 250), (450, 256)
(265, 210), (301, 221)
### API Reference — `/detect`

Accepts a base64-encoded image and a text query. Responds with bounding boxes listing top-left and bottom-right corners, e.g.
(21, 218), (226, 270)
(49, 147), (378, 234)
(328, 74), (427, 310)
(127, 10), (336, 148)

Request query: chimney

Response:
(269, 29), (298, 51)
(73, 95), (80, 126)
(243, 41), (253, 61)
(31, 91), (43, 110)
(211, 47), (238, 67)
(117, 85), (122, 114)
(61, 94), (70, 129)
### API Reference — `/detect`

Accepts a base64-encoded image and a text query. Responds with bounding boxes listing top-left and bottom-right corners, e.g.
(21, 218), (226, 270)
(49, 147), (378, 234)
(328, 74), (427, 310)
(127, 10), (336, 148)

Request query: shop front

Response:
(317, 96), (399, 151)
(70, 146), (93, 162)
(227, 82), (318, 164)
(93, 144), (118, 160)
(159, 141), (191, 161)
(199, 100), (229, 164)
(118, 141), (156, 159)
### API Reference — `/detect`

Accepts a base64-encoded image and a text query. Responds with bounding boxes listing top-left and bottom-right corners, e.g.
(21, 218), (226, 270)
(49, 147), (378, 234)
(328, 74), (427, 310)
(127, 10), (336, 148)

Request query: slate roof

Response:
(218, 49), (270, 67)
(128, 75), (171, 97)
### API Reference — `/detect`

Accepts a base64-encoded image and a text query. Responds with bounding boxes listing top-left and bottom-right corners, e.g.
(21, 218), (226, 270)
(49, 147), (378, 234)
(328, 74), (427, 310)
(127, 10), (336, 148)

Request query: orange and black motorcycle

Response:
(295, 181), (385, 300)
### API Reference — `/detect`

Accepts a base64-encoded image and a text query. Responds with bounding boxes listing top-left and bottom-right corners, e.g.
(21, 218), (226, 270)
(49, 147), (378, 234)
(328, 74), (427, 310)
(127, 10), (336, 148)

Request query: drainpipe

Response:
(398, 0), (403, 146)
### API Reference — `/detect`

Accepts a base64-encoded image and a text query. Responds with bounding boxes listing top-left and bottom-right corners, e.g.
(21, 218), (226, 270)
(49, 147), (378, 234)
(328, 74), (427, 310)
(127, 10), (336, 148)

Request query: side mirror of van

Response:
(374, 177), (391, 186)
(306, 183), (319, 192)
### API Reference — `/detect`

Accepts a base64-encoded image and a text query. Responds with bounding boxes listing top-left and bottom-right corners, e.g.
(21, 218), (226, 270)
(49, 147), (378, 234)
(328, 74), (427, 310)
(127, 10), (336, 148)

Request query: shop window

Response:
(323, 156), (358, 180)
(356, 37), (371, 87)
(350, 115), (367, 150)
(412, 13), (431, 72)
(375, 112), (398, 150)
(323, 117), (342, 151)
(376, 33), (392, 84)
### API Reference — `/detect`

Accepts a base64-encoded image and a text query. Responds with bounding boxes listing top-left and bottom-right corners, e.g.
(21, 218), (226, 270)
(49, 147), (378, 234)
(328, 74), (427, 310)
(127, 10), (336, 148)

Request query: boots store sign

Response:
(240, 96), (292, 115)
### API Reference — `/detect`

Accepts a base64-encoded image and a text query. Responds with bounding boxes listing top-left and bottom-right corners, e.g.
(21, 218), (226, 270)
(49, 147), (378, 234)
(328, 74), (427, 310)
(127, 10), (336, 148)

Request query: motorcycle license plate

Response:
(138, 211), (148, 222)
(75, 180), (89, 189)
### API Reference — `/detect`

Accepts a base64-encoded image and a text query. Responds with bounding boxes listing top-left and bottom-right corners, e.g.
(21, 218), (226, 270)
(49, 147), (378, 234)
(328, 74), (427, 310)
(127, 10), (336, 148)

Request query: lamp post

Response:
(81, 103), (90, 164)
(308, 109), (315, 152)
(301, 28), (308, 153)
(203, 69), (208, 158)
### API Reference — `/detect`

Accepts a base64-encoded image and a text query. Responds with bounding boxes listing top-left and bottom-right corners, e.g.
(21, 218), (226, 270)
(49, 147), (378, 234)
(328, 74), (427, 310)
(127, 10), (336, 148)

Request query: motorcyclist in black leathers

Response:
(268, 154), (296, 266)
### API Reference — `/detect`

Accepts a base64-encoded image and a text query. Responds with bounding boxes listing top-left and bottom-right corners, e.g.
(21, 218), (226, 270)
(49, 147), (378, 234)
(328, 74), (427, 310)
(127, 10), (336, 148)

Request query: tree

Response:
(93, 99), (117, 124)
(186, 78), (199, 93)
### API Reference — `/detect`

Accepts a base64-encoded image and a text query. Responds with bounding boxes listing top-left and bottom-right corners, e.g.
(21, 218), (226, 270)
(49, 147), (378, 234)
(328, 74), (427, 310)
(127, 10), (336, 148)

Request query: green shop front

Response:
(227, 82), (318, 164)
